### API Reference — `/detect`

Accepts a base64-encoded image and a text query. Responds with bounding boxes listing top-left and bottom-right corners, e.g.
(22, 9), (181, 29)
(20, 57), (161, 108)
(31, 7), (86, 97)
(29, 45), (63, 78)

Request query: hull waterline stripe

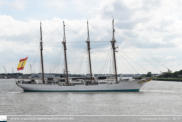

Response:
(24, 89), (140, 92)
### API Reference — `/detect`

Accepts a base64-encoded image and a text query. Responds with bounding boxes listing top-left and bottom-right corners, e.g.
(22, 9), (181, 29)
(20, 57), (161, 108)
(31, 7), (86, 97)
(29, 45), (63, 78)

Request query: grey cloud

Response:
(116, 17), (150, 30)
(147, 19), (174, 33)
(123, 31), (138, 38)
(131, 40), (177, 49)
(162, 34), (181, 42)
(142, 0), (161, 11)
(102, 0), (134, 21)
(0, 30), (39, 43)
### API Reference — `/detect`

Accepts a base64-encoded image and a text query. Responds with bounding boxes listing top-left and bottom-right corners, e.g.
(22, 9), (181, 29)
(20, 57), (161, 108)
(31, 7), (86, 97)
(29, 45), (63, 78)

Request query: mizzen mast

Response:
(40, 22), (45, 84)
(86, 21), (93, 82)
(110, 19), (118, 84)
(62, 21), (69, 85)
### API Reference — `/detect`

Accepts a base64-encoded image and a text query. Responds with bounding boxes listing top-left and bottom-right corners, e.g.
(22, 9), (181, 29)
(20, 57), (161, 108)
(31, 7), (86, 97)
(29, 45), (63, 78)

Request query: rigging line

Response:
(76, 47), (87, 74)
(91, 42), (110, 49)
(53, 48), (63, 71)
(78, 55), (86, 74)
(24, 39), (39, 74)
(55, 50), (63, 73)
(31, 51), (39, 74)
(32, 53), (38, 73)
(102, 50), (112, 74)
(100, 48), (112, 74)
(55, 52), (63, 73)
(127, 38), (168, 69)
(30, 45), (39, 63)
(79, 50), (87, 74)
(43, 26), (63, 41)
(115, 31), (161, 72)
(66, 24), (86, 41)
(28, 43), (39, 63)
(118, 51), (139, 74)
(110, 49), (114, 75)
(76, 48), (87, 74)
(126, 43), (161, 71)
(78, 56), (85, 74)
(52, 51), (61, 73)
(120, 55), (132, 74)
(97, 43), (110, 73)
(103, 50), (112, 74)
(109, 49), (113, 74)
(85, 55), (89, 75)
(71, 21), (104, 42)
(89, 24), (112, 41)
(43, 41), (110, 43)
(52, 49), (62, 73)
(123, 45), (161, 72)
(31, 50), (39, 71)
(121, 53), (139, 74)
(118, 49), (149, 72)
(104, 57), (112, 75)
(31, 47), (39, 65)
(115, 31), (168, 69)
(112, 50), (115, 75)
(74, 47), (87, 74)
(99, 48), (111, 74)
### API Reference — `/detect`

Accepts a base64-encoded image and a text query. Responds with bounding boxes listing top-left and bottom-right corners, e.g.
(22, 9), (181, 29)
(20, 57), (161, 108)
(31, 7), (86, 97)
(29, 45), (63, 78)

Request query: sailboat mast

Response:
(86, 21), (93, 82)
(40, 22), (45, 84)
(62, 21), (69, 85)
(110, 19), (118, 83)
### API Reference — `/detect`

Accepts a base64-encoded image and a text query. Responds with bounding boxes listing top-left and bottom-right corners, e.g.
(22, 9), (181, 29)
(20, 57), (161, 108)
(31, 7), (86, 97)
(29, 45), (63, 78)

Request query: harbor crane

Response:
(3, 66), (7, 74)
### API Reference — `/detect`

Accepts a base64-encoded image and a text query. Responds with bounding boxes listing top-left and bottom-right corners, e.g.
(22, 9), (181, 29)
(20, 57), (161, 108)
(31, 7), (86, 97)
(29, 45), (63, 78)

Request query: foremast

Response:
(111, 19), (118, 84)
(62, 21), (69, 85)
(40, 22), (45, 84)
(86, 21), (93, 82)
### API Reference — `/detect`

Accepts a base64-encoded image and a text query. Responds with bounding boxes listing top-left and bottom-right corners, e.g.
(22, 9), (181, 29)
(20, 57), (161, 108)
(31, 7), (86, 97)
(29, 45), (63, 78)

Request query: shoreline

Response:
(153, 78), (182, 82)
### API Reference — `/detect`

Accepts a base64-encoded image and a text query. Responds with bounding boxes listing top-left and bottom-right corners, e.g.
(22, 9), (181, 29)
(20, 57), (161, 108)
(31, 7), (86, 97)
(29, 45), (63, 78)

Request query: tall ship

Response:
(16, 19), (153, 92)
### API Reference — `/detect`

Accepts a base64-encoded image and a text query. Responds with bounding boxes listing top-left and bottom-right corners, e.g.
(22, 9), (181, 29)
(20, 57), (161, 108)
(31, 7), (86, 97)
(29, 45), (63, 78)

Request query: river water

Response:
(0, 79), (182, 115)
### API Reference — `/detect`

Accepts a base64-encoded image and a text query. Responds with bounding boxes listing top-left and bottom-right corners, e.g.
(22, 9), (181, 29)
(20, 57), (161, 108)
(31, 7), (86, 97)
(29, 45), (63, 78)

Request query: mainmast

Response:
(86, 21), (93, 82)
(62, 21), (69, 85)
(110, 19), (118, 83)
(40, 22), (45, 84)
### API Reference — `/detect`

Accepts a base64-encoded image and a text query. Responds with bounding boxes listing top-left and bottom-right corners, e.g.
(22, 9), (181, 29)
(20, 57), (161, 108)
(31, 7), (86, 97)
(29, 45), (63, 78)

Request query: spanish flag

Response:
(17, 57), (28, 71)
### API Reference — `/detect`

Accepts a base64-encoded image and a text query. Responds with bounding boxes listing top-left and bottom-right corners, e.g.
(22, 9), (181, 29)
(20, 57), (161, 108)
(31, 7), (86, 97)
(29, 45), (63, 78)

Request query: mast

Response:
(40, 22), (45, 84)
(110, 19), (118, 83)
(86, 21), (93, 82)
(62, 21), (69, 85)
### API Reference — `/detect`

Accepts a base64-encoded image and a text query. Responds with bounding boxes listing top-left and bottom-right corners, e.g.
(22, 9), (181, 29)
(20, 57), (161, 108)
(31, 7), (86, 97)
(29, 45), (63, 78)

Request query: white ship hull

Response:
(16, 79), (151, 92)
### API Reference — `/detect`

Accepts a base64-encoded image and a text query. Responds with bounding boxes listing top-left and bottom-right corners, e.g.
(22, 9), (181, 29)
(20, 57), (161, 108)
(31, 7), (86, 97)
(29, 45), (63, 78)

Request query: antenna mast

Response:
(40, 22), (45, 84)
(62, 21), (69, 85)
(110, 19), (118, 83)
(86, 21), (93, 82)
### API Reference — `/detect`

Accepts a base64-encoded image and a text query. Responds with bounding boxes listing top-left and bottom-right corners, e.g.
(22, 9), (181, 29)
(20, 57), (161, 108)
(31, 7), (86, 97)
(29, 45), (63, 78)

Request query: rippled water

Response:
(0, 79), (182, 115)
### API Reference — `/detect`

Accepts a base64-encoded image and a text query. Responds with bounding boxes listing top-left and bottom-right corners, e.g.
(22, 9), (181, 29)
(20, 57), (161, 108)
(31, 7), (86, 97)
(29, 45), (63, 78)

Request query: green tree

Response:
(179, 70), (182, 75)
(146, 72), (152, 77)
(173, 71), (179, 78)
(163, 73), (172, 78)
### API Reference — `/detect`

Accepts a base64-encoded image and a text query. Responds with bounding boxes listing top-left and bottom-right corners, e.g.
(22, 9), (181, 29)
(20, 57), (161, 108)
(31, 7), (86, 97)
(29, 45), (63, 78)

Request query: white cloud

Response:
(1, 0), (182, 74)
(166, 56), (176, 60)
(9, 0), (25, 10)
(46, 0), (67, 10)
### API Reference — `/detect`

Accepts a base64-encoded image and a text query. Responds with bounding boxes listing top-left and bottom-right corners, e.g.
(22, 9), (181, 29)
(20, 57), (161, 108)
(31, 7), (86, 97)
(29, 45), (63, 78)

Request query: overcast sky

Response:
(1, 0), (182, 75)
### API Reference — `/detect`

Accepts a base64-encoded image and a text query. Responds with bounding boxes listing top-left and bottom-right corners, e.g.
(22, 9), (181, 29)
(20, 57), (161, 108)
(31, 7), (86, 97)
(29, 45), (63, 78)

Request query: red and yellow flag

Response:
(17, 57), (28, 71)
